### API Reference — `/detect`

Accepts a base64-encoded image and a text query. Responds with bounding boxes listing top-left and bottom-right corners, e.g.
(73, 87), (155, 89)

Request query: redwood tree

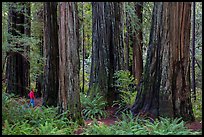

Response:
(6, 2), (30, 97)
(131, 2), (194, 122)
(89, 2), (125, 105)
(132, 2), (143, 85)
(88, 2), (110, 101)
(42, 2), (59, 106)
(58, 2), (83, 125)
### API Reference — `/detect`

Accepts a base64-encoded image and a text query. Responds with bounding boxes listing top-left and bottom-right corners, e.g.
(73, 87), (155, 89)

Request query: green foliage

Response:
(144, 117), (201, 135)
(192, 89), (202, 121)
(2, 92), (28, 125)
(112, 70), (137, 114)
(82, 112), (201, 135)
(125, 2), (142, 34)
(125, 2), (153, 66)
(2, 2), (44, 87)
(81, 119), (114, 135)
(191, 2), (202, 90)
(80, 93), (107, 120)
(29, 36), (45, 83)
(78, 2), (92, 57)
(2, 93), (79, 135)
(29, 3), (45, 84)
(112, 111), (148, 135)
(142, 2), (154, 46)
(3, 120), (34, 135)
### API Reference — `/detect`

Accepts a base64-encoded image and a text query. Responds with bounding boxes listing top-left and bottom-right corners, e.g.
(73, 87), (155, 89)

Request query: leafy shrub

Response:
(113, 70), (136, 94)
(80, 93), (107, 120)
(112, 70), (137, 114)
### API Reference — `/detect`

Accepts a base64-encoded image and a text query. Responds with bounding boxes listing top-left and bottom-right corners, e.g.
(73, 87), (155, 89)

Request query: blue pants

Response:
(30, 99), (35, 107)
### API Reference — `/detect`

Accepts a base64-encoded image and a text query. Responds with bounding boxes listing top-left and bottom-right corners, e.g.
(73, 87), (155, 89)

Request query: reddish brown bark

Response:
(132, 2), (143, 85)
(43, 2), (59, 106)
(131, 2), (194, 122)
(89, 2), (125, 105)
(58, 2), (83, 125)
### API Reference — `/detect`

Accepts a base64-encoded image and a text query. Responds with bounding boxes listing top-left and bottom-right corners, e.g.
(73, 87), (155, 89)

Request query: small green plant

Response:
(80, 93), (107, 120)
(112, 70), (137, 114)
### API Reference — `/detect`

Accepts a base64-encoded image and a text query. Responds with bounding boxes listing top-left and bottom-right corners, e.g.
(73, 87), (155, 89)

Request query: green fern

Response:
(81, 113), (201, 135)
(80, 93), (107, 120)
(2, 93), (79, 135)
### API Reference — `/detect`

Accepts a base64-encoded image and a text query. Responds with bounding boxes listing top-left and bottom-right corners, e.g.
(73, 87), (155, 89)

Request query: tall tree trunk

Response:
(168, 2), (194, 121)
(82, 2), (85, 93)
(111, 2), (125, 71)
(43, 2), (59, 106)
(131, 2), (163, 118)
(131, 2), (194, 122)
(132, 2), (143, 85)
(191, 2), (196, 101)
(6, 2), (30, 97)
(160, 2), (194, 121)
(89, 2), (125, 105)
(109, 2), (125, 104)
(88, 2), (110, 100)
(124, 3), (130, 71)
(58, 2), (83, 125)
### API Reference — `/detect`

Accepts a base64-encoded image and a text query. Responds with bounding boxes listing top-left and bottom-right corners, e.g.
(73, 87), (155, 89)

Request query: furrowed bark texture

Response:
(89, 2), (109, 99)
(58, 2), (83, 125)
(43, 2), (59, 106)
(6, 2), (30, 96)
(131, 2), (194, 121)
(131, 2), (163, 118)
(132, 2), (143, 85)
(167, 2), (194, 121)
(89, 2), (125, 105)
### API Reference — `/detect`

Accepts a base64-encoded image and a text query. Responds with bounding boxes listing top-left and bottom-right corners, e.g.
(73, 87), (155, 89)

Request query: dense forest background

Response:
(2, 2), (202, 135)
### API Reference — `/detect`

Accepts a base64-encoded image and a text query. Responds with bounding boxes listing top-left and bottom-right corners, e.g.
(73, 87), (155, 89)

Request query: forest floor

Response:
(29, 97), (202, 134)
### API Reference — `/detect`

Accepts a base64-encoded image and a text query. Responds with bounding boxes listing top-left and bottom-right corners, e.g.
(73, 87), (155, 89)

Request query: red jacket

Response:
(28, 91), (35, 99)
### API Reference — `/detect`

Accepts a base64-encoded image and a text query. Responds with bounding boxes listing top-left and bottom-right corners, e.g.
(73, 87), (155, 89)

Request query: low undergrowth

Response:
(2, 92), (202, 135)
(2, 92), (79, 135)
(81, 111), (201, 135)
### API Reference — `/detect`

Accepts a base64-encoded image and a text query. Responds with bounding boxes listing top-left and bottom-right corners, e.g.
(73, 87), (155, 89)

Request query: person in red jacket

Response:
(28, 88), (35, 107)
